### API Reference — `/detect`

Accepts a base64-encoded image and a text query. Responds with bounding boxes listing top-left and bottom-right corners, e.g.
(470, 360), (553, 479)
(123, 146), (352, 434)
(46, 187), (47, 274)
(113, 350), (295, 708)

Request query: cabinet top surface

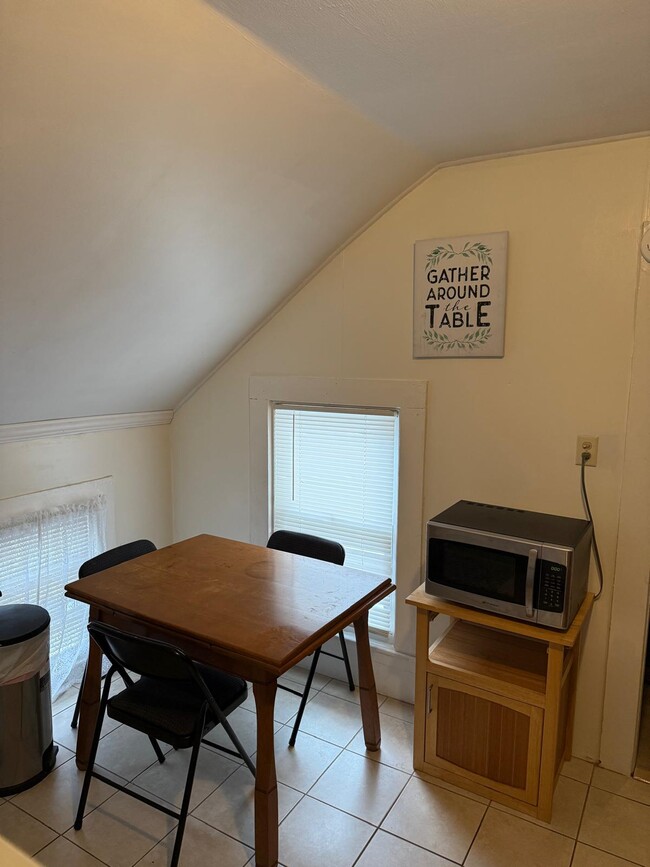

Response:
(406, 584), (593, 647)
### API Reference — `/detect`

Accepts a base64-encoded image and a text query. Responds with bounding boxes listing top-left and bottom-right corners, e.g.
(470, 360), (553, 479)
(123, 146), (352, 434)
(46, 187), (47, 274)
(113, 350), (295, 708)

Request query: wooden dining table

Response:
(65, 534), (394, 867)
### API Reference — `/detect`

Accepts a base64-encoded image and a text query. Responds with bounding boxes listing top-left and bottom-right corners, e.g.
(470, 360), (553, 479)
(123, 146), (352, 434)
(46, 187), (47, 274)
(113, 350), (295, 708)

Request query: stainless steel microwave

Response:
(425, 500), (592, 630)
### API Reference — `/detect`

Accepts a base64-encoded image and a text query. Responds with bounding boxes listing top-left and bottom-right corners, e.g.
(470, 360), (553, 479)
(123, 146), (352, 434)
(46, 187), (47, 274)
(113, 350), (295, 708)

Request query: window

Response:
(272, 405), (399, 635)
(250, 376), (427, 656)
(0, 479), (113, 699)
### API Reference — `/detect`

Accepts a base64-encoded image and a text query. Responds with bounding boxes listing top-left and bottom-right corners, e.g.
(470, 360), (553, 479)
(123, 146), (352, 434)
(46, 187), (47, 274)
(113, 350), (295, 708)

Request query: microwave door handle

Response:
(525, 549), (538, 618)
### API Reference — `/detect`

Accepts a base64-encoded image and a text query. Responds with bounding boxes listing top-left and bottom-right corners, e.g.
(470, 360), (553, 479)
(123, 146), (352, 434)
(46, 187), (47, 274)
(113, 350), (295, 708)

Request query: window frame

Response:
(249, 376), (426, 655)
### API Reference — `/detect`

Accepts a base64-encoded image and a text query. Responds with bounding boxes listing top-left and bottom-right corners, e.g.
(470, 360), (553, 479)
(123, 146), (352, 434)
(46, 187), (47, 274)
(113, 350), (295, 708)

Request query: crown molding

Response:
(0, 411), (174, 444)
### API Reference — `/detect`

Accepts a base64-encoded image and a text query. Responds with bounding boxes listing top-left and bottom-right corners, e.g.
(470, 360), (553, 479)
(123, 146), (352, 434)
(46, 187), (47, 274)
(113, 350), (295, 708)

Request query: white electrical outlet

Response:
(576, 435), (599, 467)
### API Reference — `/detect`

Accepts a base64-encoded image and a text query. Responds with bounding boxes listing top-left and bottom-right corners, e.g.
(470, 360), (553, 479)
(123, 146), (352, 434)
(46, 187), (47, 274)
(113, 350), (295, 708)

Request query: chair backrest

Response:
(87, 621), (198, 683)
(79, 539), (157, 579)
(267, 530), (345, 566)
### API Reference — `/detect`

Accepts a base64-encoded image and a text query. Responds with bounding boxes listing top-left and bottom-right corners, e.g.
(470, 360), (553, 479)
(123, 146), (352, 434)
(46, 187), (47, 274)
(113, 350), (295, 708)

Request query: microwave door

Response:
(427, 525), (542, 621)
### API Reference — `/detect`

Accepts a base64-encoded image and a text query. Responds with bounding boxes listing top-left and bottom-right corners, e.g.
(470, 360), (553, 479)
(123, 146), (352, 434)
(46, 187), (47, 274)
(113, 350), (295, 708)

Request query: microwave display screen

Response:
(428, 538), (528, 605)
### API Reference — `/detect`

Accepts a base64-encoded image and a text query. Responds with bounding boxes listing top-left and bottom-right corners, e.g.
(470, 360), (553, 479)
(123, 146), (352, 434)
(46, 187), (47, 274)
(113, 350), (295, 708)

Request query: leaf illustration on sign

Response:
(426, 242), (492, 267)
(423, 327), (492, 351)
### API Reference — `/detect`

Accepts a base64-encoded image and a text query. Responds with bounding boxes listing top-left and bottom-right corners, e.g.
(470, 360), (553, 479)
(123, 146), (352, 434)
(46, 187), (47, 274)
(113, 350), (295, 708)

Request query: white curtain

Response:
(0, 494), (107, 699)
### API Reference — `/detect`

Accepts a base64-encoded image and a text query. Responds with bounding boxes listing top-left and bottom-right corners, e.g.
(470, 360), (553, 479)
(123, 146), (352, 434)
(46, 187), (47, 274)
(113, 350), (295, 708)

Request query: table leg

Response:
(353, 612), (381, 750)
(75, 606), (102, 770)
(253, 681), (278, 867)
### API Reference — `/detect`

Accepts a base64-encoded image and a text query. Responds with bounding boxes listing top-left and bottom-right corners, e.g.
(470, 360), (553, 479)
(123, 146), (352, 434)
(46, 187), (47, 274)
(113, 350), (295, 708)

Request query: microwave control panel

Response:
(538, 562), (566, 612)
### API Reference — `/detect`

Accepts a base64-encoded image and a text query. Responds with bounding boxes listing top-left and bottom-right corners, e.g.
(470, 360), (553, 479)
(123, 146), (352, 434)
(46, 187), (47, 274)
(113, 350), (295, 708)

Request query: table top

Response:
(65, 534), (394, 673)
(406, 583), (593, 648)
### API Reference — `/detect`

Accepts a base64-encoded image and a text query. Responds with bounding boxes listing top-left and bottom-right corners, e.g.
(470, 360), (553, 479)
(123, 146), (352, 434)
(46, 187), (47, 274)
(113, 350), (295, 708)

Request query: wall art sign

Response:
(413, 231), (508, 358)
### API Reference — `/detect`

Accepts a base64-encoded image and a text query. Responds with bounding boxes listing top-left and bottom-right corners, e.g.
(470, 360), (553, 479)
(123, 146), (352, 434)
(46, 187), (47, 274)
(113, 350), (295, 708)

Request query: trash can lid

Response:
(0, 605), (50, 646)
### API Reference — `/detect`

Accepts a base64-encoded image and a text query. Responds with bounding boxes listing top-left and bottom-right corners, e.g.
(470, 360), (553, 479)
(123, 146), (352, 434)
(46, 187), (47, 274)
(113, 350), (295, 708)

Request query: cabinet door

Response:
(425, 675), (543, 805)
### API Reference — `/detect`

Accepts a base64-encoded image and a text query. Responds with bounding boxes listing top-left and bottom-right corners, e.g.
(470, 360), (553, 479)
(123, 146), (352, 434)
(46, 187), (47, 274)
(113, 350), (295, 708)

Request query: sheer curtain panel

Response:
(0, 495), (107, 699)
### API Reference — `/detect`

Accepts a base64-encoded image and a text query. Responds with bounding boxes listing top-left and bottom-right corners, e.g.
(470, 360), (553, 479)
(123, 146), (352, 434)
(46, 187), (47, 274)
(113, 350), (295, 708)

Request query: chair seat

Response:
(107, 665), (247, 748)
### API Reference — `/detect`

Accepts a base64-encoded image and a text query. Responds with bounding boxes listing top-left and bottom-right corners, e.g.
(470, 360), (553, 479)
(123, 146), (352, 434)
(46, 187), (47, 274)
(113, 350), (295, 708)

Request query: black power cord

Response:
(580, 452), (604, 600)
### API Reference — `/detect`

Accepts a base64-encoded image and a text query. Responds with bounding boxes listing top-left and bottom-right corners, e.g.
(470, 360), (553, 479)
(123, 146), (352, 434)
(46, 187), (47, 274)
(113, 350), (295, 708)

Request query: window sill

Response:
(341, 625), (414, 661)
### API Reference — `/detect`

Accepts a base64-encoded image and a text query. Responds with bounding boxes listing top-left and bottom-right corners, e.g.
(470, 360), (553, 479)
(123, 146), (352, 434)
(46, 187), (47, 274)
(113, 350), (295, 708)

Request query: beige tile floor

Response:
(2, 673), (650, 867)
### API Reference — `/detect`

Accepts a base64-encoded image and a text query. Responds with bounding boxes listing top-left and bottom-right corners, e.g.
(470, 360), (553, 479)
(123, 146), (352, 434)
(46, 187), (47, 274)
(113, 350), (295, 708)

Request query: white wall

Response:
(171, 137), (650, 762)
(0, 424), (173, 548)
(600, 211), (650, 773)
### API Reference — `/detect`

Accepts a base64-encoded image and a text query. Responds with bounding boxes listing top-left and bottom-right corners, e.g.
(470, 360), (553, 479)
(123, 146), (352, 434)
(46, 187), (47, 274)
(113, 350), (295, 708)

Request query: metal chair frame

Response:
(74, 622), (254, 867)
(71, 540), (157, 730)
(267, 530), (355, 746)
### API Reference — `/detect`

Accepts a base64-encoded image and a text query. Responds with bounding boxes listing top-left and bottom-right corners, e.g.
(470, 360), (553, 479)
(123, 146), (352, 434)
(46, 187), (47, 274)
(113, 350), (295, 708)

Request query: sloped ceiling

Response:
(1, 0), (648, 426)
(210, 0), (650, 159)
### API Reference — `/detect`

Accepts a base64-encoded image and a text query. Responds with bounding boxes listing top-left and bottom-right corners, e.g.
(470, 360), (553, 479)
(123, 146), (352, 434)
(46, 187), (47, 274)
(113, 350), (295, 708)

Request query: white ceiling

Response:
(209, 0), (650, 160)
(0, 0), (648, 425)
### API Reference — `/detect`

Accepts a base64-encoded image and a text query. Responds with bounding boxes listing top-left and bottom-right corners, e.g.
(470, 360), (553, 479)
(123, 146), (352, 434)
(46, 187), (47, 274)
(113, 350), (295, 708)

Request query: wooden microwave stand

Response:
(406, 586), (593, 822)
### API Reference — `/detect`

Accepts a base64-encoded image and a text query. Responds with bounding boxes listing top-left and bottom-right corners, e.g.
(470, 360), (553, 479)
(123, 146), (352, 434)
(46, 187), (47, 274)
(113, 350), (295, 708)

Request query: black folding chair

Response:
(71, 540), (158, 731)
(267, 530), (354, 746)
(74, 622), (254, 867)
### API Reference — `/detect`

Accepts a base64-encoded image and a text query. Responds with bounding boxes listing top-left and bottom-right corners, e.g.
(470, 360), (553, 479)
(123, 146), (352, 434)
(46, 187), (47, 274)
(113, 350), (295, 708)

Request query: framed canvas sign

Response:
(413, 231), (508, 358)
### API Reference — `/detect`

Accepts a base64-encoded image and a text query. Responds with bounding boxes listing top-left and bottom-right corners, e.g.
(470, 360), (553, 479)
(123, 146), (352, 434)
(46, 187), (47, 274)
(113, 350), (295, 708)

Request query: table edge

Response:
(65, 580), (395, 674)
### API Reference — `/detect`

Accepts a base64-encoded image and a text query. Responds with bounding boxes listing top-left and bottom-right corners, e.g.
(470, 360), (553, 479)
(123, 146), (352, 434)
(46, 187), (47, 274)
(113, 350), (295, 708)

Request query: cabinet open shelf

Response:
(429, 621), (548, 706)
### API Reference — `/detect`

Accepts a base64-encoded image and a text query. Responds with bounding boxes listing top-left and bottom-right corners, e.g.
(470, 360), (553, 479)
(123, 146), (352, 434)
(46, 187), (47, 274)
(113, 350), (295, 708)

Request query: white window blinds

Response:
(0, 495), (107, 699)
(272, 405), (399, 635)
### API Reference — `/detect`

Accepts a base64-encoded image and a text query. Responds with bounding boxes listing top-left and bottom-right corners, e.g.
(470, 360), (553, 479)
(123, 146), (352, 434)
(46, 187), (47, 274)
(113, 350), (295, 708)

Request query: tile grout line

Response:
(131, 823), (178, 867)
(342, 766), (414, 864)
(568, 834), (578, 864)
(182, 755), (243, 816)
(412, 771), (492, 810)
(570, 775), (593, 864)
(304, 763), (410, 829)
(461, 800), (490, 866)
(261, 718), (387, 859)
(589, 781), (650, 807)
(190, 806), (260, 852)
(187, 709), (348, 856)
(53, 749), (179, 863)
(486, 798), (584, 841)
(350, 825), (380, 866)
(572, 776), (647, 867)
(373, 826), (466, 866)
(22, 758), (132, 840)
(8, 794), (69, 839)
(45, 833), (114, 867)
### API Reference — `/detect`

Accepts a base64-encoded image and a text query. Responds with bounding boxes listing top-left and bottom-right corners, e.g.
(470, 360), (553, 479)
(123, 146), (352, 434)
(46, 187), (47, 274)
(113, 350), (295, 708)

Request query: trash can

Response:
(0, 604), (58, 795)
